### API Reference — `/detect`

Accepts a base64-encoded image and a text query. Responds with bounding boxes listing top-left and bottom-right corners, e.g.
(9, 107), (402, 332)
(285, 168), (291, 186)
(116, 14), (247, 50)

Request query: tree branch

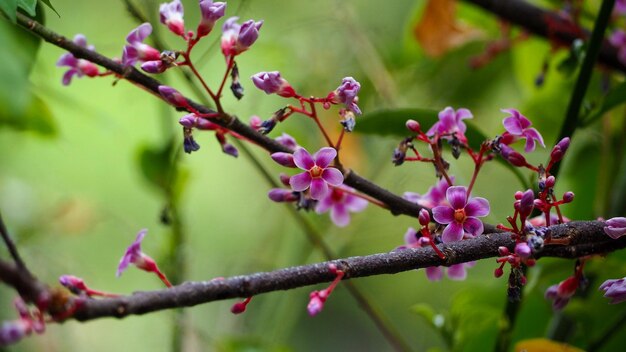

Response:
(463, 0), (626, 74)
(0, 220), (607, 322)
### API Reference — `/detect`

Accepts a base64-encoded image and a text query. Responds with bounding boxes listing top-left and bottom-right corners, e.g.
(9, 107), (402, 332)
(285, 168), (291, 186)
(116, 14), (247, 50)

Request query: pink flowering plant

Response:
(3, 0), (626, 351)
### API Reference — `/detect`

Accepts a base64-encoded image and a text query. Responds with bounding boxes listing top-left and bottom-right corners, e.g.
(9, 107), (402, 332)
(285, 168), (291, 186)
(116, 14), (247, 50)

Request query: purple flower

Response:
(501, 109), (545, 153)
(160, 0), (185, 36)
(432, 186), (490, 243)
(499, 144), (528, 167)
(426, 107), (472, 143)
(599, 278), (626, 304)
(221, 17), (263, 57)
(251, 71), (296, 97)
(122, 23), (161, 66)
(610, 30), (626, 65)
(332, 77), (362, 115)
(604, 217), (626, 239)
(159, 85), (188, 107)
(615, 0), (626, 15)
(315, 186), (368, 227)
(545, 276), (578, 310)
(117, 229), (149, 277)
(403, 177), (453, 209)
(289, 147), (344, 200)
(56, 34), (99, 85)
(197, 1), (226, 38)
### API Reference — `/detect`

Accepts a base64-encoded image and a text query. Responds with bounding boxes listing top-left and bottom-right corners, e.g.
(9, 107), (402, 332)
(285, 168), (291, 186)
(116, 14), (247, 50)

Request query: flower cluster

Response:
(56, 35), (99, 85)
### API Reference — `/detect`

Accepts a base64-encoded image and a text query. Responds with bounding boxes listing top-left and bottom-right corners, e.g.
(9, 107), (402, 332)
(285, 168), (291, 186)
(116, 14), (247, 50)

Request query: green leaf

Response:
(0, 93), (57, 136)
(39, 0), (59, 17)
(583, 80), (626, 125)
(411, 303), (443, 331)
(16, 0), (36, 16)
(355, 108), (531, 188)
(137, 139), (178, 194)
(0, 0), (18, 22)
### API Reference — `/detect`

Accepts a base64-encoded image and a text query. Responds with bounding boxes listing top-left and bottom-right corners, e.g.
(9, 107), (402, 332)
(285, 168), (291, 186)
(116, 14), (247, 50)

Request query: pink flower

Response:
(403, 177), (453, 209)
(599, 278), (626, 304)
(315, 186), (368, 227)
(116, 229), (171, 287)
(289, 147), (344, 200)
(427, 107), (472, 143)
(197, 1), (226, 38)
(160, 0), (185, 36)
(122, 23), (161, 66)
(56, 34), (99, 85)
(221, 17), (263, 58)
(501, 109), (545, 153)
(604, 217), (626, 239)
(432, 186), (490, 243)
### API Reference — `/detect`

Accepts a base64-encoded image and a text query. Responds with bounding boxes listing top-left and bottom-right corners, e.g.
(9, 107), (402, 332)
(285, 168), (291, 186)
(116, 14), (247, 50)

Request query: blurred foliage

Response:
(1, 0), (626, 351)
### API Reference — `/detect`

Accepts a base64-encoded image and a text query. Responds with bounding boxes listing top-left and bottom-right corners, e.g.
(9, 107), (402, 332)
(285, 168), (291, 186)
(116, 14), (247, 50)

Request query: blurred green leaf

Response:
(16, 0), (37, 16)
(0, 0), (18, 22)
(583, 80), (626, 126)
(137, 139), (177, 194)
(0, 93), (56, 135)
(356, 108), (530, 188)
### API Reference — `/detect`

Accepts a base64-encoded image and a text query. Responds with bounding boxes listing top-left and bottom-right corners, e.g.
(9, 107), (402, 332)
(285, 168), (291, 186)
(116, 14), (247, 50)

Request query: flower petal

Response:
(524, 128), (545, 148)
(503, 116), (523, 135)
(441, 222), (464, 243)
(345, 194), (368, 212)
(432, 205), (454, 224)
(523, 137), (536, 153)
(289, 172), (312, 192)
(446, 186), (467, 210)
(313, 147), (337, 168)
(315, 196), (334, 214)
(404, 227), (418, 246)
(293, 148), (315, 170)
(309, 178), (329, 200)
(321, 167), (344, 186)
(426, 267), (443, 281)
(463, 217), (484, 236)
(465, 197), (490, 217)
(447, 264), (467, 280)
(330, 203), (350, 227)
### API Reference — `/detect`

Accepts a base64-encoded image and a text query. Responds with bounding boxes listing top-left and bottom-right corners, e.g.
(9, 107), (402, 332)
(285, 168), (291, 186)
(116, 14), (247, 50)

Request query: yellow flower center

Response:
(454, 209), (466, 223)
(310, 165), (323, 178)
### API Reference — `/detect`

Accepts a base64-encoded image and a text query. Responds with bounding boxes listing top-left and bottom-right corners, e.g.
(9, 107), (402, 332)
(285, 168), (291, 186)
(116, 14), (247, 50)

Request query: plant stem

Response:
(552, 0), (616, 178)
(0, 211), (26, 270)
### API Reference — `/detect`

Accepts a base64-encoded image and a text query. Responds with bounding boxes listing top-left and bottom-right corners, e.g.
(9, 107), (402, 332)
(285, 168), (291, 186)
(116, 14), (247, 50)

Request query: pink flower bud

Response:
(550, 137), (570, 163)
(268, 189), (297, 202)
(494, 267), (504, 278)
(562, 191), (574, 203)
(197, 1), (226, 38)
(251, 71), (296, 97)
(160, 0), (185, 36)
(499, 144), (527, 167)
(271, 152), (296, 168)
(418, 209), (430, 226)
(158, 85), (187, 107)
(406, 119), (421, 133)
(515, 242), (531, 259)
(307, 291), (326, 316)
(498, 246), (510, 256)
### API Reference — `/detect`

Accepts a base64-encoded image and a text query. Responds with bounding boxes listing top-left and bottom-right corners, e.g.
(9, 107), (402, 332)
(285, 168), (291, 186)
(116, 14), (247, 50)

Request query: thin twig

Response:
(0, 211), (27, 270)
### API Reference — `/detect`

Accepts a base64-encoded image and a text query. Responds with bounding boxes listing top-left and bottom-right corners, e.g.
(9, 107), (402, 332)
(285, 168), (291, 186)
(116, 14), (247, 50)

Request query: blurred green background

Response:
(1, 0), (626, 351)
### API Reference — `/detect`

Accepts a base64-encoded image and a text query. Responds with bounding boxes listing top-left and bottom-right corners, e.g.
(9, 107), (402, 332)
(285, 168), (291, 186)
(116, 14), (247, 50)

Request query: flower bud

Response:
(418, 209), (430, 226)
(499, 144), (527, 167)
(197, 1), (226, 38)
(268, 189), (298, 202)
(141, 60), (167, 74)
(406, 119), (421, 133)
(279, 173), (291, 186)
(159, 85), (188, 107)
(307, 291), (327, 316)
(604, 217), (626, 239)
(550, 137), (571, 163)
(562, 191), (574, 203)
(519, 189), (535, 218)
(494, 267), (504, 278)
(498, 246), (510, 256)
(179, 114), (196, 128)
(222, 143), (239, 158)
(515, 242), (532, 259)
(160, 0), (185, 36)
(271, 152), (296, 168)
(251, 71), (296, 97)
